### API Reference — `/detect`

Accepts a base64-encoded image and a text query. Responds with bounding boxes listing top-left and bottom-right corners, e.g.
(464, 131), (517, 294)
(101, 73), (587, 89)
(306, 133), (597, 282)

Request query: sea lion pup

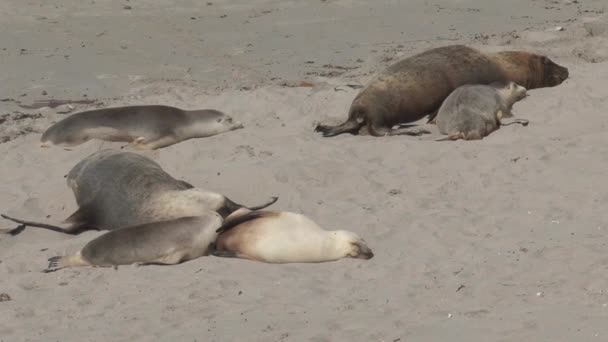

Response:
(40, 105), (244, 150)
(1, 149), (278, 235)
(314, 44), (568, 137)
(435, 82), (530, 141)
(209, 209), (374, 263)
(44, 212), (223, 272)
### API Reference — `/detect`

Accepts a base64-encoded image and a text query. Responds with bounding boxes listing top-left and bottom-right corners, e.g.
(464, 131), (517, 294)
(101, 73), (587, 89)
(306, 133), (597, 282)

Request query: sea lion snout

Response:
(352, 241), (374, 259)
(543, 57), (569, 86)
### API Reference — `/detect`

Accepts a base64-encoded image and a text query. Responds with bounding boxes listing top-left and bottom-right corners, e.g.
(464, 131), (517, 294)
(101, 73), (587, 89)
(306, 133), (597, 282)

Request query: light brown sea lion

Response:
(209, 209), (374, 264)
(44, 212), (222, 272)
(40, 105), (244, 150)
(436, 82), (530, 141)
(1, 149), (278, 235)
(314, 44), (568, 137)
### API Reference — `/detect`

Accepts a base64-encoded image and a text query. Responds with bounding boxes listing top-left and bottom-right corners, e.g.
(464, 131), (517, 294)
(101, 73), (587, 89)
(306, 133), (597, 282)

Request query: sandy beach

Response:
(1, 0), (608, 341)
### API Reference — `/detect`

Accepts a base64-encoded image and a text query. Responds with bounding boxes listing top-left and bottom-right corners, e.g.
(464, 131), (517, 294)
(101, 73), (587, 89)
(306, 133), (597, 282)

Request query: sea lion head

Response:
(501, 81), (528, 103)
(193, 109), (244, 132)
(493, 51), (569, 89)
(536, 55), (569, 87)
(333, 230), (374, 260)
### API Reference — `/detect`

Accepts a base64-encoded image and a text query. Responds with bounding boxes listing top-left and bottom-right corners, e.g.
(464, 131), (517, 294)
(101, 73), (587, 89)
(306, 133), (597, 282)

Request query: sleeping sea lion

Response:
(44, 212), (222, 272)
(40, 105), (243, 150)
(210, 209), (374, 263)
(1, 150), (278, 235)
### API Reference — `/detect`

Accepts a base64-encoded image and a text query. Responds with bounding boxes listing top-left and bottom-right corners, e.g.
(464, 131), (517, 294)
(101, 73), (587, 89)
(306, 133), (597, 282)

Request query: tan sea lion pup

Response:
(44, 212), (223, 272)
(314, 44), (569, 137)
(210, 209), (374, 263)
(40, 105), (244, 150)
(1, 149), (278, 235)
(436, 82), (530, 141)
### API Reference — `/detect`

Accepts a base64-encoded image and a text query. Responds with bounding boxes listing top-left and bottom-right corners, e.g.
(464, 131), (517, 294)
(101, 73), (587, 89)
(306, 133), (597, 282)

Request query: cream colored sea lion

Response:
(1, 149), (278, 235)
(40, 105), (244, 150)
(44, 212), (222, 272)
(314, 44), (569, 137)
(436, 82), (530, 141)
(210, 209), (374, 263)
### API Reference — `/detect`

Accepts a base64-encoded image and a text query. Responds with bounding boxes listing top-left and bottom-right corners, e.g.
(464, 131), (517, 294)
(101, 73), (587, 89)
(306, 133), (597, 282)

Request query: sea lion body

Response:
(211, 209), (374, 264)
(40, 105), (244, 149)
(436, 82), (529, 141)
(45, 213), (223, 272)
(2, 149), (278, 235)
(314, 45), (568, 137)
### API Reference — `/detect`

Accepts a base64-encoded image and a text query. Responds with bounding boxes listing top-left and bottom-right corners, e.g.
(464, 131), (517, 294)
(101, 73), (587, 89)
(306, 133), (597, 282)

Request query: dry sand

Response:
(2, 1), (608, 341)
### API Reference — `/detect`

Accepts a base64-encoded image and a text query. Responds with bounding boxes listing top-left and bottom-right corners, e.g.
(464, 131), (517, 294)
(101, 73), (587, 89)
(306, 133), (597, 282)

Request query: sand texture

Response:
(1, 1), (608, 341)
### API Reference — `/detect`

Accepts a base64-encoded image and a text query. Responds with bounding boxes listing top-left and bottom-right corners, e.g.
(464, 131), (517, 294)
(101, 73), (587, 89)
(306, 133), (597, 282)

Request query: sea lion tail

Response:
(1, 214), (75, 235)
(314, 119), (362, 137)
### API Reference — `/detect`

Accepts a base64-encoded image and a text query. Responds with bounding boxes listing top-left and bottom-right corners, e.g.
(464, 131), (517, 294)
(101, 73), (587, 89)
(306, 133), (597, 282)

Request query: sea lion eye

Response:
(217, 118), (222, 123)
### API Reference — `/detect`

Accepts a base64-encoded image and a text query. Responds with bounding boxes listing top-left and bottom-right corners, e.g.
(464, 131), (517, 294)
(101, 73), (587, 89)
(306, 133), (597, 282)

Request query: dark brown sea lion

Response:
(314, 45), (568, 137)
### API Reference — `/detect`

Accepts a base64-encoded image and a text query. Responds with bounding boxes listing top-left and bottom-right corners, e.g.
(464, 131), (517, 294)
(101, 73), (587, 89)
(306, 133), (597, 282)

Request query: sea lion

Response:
(40, 105), (244, 150)
(314, 44), (568, 137)
(44, 212), (222, 272)
(1, 149), (278, 235)
(210, 209), (374, 263)
(436, 82), (530, 141)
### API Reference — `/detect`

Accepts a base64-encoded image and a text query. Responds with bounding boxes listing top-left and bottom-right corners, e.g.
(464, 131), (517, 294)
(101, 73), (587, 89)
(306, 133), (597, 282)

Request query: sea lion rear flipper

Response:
(314, 119), (362, 137)
(220, 196), (279, 218)
(215, 211), (276, 234)
(44, 254), (89, 273)
(1, 214), (77, 235)
(501, 118), (529, 127)
(178, 180), (195, 189)
(245, 196), (279, 211)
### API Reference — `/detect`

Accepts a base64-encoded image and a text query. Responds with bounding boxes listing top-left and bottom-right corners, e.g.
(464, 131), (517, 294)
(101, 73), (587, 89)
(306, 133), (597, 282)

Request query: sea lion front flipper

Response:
(436, 132), (464, 142)
(208, 243), (250, 259)
(501, 118), (529, 127)
(426, 110), (439, 124)
(209, 250), (244, 258)
(387, 126), (432, 136)
(119, 136), (146, 150)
